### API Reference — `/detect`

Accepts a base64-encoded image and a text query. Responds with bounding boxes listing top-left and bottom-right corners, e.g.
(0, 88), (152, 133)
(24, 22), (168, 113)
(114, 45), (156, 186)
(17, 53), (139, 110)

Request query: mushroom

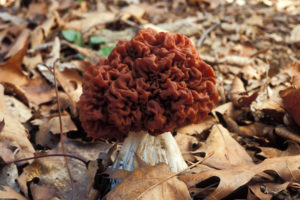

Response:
(79, 28), (218, 172)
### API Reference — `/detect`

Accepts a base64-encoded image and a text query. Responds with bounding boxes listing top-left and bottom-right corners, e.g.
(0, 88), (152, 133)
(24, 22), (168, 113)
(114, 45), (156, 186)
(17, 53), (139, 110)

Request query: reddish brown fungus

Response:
(79, 28), (218, 140)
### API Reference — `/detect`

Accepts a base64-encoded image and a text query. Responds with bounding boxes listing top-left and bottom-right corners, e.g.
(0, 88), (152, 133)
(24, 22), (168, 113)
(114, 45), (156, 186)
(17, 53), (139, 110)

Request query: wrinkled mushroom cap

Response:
(79, 28), (218, 140)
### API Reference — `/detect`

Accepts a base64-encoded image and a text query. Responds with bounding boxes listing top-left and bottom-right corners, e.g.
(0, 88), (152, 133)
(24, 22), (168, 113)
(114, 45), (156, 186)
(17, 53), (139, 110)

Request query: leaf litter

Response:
(0, 0), (300, 199)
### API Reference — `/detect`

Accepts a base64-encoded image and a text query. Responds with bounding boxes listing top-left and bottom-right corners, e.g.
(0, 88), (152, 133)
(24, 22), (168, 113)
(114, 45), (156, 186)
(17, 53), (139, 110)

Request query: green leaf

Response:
(62, 30), (84, 46)
(90, 36), (106, 45)
(74, 31), (84, 47)
(76, 53), (84, 60)
(99, 45), (115, 57)
(62, 29), (77, 42)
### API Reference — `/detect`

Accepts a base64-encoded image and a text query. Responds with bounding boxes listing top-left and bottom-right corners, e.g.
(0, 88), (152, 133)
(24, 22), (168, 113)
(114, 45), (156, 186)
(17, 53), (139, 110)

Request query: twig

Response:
(197, 16), (232, 47)
(28, 42), (53, 53)
(275, 125), (300, 144)
(53, 59), (75, 198)
(197, 20), (221, 47)
(3, 153), (88, 166)
(135, 151), (214, 200)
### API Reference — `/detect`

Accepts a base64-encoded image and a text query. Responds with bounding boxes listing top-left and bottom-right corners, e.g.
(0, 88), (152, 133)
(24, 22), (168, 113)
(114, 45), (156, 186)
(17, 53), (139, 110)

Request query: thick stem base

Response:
(113, 131), (187, 172)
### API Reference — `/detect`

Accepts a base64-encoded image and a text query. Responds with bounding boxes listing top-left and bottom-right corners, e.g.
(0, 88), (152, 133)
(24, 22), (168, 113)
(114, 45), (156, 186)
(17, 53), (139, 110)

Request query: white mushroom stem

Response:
(112, 131), (187, 172)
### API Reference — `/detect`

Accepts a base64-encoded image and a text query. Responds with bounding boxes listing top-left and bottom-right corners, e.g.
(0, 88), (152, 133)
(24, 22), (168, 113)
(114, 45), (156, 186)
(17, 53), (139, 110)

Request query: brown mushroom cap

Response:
(79, 28), (218, 140)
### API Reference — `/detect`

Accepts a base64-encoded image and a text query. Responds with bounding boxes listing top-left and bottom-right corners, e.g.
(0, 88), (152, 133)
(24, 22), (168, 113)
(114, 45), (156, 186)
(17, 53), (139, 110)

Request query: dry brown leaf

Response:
(212, 102), (234, 117)
(0, 119), (4, 133)
(64, 12), (115, 31)
(275, 125), (300, 144)
(5, 29), (30, 59)
(21, 74), (56, 106)
(0, 185), (27, 200)
(177, 115), (217, 135)
(62, 41), (105, 64)
(257, 141), (300, 159)
(180, 155), (300, 200)
(4, 95), (32, 123)
(0, 38), (28, 86)
(0, 35), (56, 106)
(0, 139), (15, 163)
(104, 163), (191, 200)
(18, 138), (112, 199)
(0, 163), (18, 191)
(230, 76), (258, 107)
(30, 183), (57, 200)
(175, 134), (199, 162)
(56, 67), (82, 103)
(248, 182), (290, 200)
(34, 114), (77, 147)
(290, 25), (300, 43)
(195, 124), (253, 169)
(0, 84), (34, 161)
(120, 4), (145, 21)
(239, 122), (274, 138)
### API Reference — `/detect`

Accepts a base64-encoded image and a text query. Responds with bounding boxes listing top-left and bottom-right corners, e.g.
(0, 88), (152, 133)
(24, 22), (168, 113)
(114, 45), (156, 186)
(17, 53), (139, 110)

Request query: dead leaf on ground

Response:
(248, 182), (290, 200)
(180, 155), (300, 200)
(0, 36), (56, 106)
(64, 12), (115, 31)
(34, 114), (77, 147)
(177, 115), (217, 136)
(0, 84), (34, 161)
(4, 95), (32, 123)
(56, 66), (83, 103)
(105, 163), (191, 200)
(0, 185), (27, 200)
(194, 124), (254, 169)
(257, 141), (300, 159)
(18, 137), (112, 199)
(230, 76), (258, 107)
(175, 134), (199, 162)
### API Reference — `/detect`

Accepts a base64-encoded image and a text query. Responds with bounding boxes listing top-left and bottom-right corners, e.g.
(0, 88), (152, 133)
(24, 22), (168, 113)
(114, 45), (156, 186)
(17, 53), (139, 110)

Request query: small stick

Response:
(275, 125), (300, 144)
(3, 153), (88, 166)
(135, 151), (214, 200)
(197, 16), (232, 47)
(53, 59), (75, 198)
(197, 20), (221, 47)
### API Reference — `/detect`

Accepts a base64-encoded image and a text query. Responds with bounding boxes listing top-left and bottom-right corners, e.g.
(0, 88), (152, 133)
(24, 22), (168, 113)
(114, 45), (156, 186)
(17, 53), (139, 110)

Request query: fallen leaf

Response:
(0, 84), (34, 161)
(230, 76), (258, 107)
(0, 139), (15, 164)
(257, 141), (300, 159)
(56, 65), (83, 103)
(180, 155), (300, 200)
(175, 134), (199, 162)
(194, 124), (253, 169)
(289, 25), (300, 43)
(17, 137), (112, 198)
(34, 114), (77, 147)
(0, 36), (56, 106)
(5, 29), (30, 59)
(176, 116), (217, 136)
(64, 12), (115, 31)
(4, 95), (32, 123)
(0, 119), (4, 133)
(0, 163), (19, 191)
(248, 182), (290, 200)
(105, 163), (191, 200)
(0, 185), (27, 200)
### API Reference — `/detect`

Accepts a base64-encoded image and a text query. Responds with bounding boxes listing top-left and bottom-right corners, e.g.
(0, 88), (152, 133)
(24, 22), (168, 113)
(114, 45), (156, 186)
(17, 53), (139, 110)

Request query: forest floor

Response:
(0, 0), (300, 199)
